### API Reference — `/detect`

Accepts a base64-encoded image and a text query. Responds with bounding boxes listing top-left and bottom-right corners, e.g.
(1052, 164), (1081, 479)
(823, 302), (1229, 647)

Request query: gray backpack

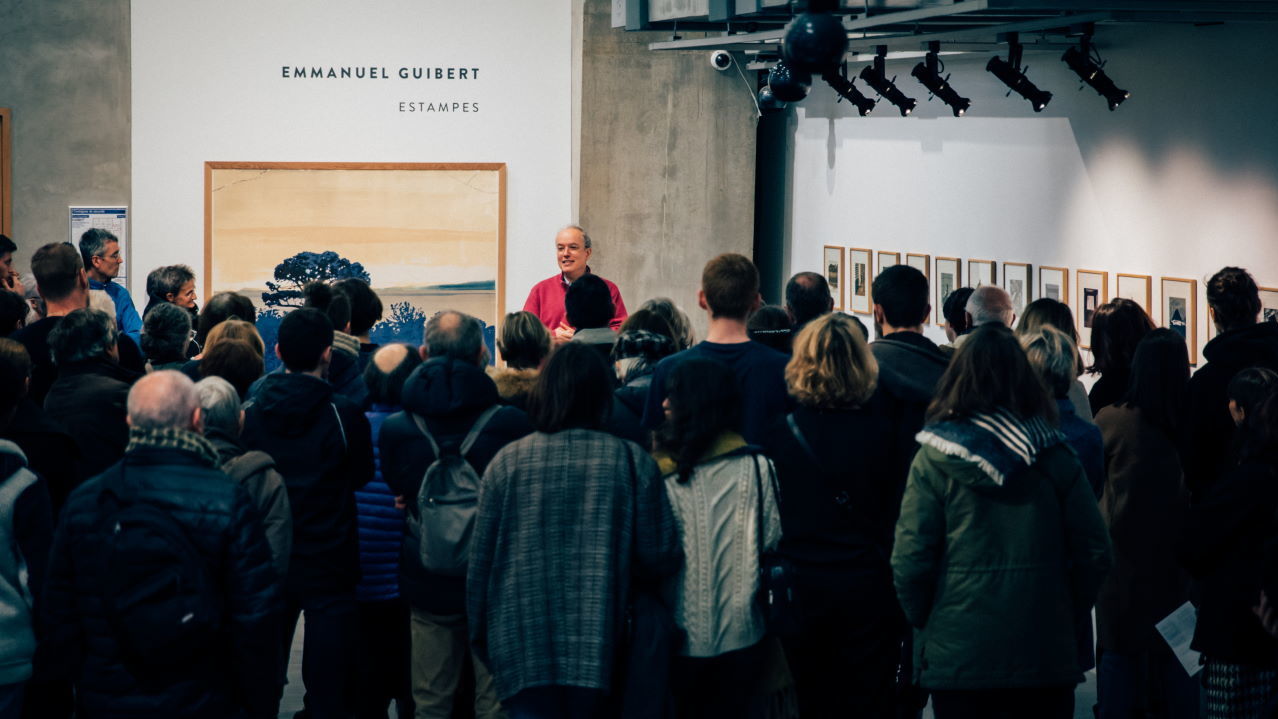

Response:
(410, 406), (500, 576)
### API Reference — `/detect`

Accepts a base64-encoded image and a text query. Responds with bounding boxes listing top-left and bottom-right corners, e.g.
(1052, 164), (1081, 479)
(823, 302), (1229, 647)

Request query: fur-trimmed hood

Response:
(487, 366), (539, 402)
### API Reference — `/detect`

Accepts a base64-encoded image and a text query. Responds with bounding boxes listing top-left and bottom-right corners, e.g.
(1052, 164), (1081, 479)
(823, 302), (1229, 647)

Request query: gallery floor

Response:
(276, 620), (1100, 719)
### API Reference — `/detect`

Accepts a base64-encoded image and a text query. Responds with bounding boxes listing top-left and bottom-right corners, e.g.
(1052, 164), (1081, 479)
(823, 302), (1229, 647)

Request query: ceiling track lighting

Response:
(986, 34), (1052, 112)
(858, 46), (917, 117)
(1062, 36), (1130, 111)
(910, 42), (971, 117)
(822, 67), (875, 116)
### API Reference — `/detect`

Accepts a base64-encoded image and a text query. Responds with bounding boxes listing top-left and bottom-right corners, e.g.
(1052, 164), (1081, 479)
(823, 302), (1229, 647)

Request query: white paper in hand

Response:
(1156, 601), (1203, 676)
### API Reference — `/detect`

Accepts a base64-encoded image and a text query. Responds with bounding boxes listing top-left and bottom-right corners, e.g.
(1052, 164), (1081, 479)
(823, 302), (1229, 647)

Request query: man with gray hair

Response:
(195, 376), (291, 578)
(79, 228), (142, 348)
(380, 310), (532, 718)
(43, 370), (282, 718)
(44, 308), (139, 484)
(522, 225), (628, 342)
(964, 285), (1017, 330)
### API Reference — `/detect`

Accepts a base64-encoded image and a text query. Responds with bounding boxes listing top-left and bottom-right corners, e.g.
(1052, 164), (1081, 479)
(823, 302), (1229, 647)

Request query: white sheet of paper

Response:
(1156, 601), (1202, 676)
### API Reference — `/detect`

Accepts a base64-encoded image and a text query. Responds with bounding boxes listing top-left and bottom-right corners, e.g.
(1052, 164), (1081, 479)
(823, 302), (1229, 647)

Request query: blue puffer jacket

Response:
(356, 404), (407, 603)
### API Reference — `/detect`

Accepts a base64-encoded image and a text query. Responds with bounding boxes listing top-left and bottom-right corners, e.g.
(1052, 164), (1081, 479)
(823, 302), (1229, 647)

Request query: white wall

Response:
(132, 0), (573, 311)
(788, 23), (1278, 359)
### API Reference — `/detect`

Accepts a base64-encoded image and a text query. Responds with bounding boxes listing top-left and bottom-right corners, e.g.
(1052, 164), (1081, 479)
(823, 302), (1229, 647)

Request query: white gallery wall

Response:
(132, 0), (572, 311)
(788, 22), (1278, 359)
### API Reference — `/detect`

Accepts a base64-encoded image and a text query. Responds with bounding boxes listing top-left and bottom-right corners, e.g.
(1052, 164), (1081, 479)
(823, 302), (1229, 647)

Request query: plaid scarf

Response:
(126, 426), (220, 468)
(916, 408), (1064, 486)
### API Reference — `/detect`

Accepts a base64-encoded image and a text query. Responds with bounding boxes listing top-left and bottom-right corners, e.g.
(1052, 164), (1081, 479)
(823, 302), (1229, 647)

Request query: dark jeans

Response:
(503, 686), (609, 719)
(281, 589), (359, 719)
(781, 567), (901, 719)
(356, 598), (413, 719)
(1097, 645), (1199, 719)
(930, 686), (1074, 719)
(671, 640), (770, 719)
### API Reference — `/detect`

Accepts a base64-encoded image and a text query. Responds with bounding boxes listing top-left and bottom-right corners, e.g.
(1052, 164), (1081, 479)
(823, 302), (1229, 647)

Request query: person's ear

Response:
(165, 292), (176, 303)
(320, 346), (333, 366)
(192, 406), (205, 435)
(238, 409), (245, 434)
(964, 311), (974, 328)
(751, 293), (763, 313)
(697, 290), (708, 312)
(275, 344), (283, 361)
(923, 304), (932, 323)
(872, 305), (885, 327)
(419, 345), (429, 360)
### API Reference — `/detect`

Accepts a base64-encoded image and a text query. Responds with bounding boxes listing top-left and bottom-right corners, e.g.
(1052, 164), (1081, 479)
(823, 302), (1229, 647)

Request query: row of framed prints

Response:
(821, 246), (1278, 364)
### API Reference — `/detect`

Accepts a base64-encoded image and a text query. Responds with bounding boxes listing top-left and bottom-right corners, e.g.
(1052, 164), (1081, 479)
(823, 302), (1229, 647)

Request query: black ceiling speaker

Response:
(782, 11), (848, 75)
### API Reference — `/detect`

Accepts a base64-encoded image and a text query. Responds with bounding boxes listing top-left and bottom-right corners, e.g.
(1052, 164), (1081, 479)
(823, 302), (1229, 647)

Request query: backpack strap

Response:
(786, 414), (821, 468)
(329, 403), (349, 451)
(412, 405), (501, 459)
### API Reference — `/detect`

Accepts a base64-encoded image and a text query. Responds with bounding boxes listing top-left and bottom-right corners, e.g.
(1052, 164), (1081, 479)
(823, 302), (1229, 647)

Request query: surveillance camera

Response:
(710, 51), (733, 71)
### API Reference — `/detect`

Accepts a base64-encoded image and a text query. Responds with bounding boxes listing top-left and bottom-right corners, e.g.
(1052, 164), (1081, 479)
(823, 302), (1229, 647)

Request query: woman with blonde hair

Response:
(1016, 298), (1093, 423)
(182, 318), (265, 382)
(761, 312), (905, 717)
(488, 310), (551, 411)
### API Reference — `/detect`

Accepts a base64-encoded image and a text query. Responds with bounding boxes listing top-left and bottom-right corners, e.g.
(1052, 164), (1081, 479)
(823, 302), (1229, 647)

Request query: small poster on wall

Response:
(1039, 266), (1069, 305)
(1261, 287), (1278, 324)
(849, 248), (872, 315)
(1002, 262), (1033, 318)
(876, 251), (900, 277)
(969, 259), (996, 288)
(824, 245), (845, 311)
(70, 206), (129, 283)
(1077, 269), (1109, 350)
(1116, 273), (1153, 315)
(935, 257), (961, 326)
(1160, 277), (1198, 364)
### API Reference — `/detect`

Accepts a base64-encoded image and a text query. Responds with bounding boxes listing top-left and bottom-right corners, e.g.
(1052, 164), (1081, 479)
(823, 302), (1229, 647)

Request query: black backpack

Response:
(98, 463), (222, 670)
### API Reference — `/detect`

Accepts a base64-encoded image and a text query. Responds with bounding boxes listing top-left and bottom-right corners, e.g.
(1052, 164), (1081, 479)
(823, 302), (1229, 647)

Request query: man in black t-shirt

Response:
(12, 243), (91, 406)
(642, 253), (790, 444)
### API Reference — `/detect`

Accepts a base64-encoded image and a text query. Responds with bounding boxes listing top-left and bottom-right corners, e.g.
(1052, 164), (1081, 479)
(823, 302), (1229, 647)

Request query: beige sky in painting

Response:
(210, 168), (500, 289)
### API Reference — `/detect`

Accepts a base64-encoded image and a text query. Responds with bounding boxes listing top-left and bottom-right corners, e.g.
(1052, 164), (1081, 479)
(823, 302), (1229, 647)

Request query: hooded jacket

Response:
(242, 372), (373, 595)
(892, 415), (1112, 690)
(206, 428), (292, 581)
(378, 358), (533, 615)
(1185, 322), (1278, 496)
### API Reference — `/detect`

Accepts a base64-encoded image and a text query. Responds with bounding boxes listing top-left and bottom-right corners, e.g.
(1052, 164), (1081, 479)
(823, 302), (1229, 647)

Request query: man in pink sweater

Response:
(522, 225), (627, 343)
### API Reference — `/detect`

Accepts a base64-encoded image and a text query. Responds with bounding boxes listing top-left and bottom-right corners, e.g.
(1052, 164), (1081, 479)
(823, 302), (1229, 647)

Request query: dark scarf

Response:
(916, 408), (1063, 486)
(126, 426), (220, 467)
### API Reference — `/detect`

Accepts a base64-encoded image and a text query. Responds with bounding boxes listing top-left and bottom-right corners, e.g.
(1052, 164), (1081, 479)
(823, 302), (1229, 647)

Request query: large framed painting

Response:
(1160, 276), (1198, 365)
(205, 162), (506, 367)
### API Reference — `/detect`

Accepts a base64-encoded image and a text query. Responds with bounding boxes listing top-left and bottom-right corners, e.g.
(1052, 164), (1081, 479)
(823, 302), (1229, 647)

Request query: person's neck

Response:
(286, 367), (326, 379)
(881, 323), (924, 336)
(704, 316), (751, 344)
(44, 295), (86, 318)
(88, 271), (112, 285)
(563, 268), (587, 283)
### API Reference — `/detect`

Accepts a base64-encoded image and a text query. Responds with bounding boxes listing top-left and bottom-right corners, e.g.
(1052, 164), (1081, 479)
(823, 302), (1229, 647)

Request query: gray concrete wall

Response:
(0, 0), (131, 268)
(577, 0), (757, 339)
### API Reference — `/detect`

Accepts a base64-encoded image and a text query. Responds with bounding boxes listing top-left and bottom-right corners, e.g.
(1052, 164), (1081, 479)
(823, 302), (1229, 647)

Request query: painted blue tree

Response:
(262, 251), (371, 308)
(370, 301), (427, 348)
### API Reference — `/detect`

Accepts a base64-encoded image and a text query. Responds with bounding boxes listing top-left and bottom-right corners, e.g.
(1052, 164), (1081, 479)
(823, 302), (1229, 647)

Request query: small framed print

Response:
(823, 245), (845, 311)
(848, 248), (873, 315)
(1077, 269), (1109, 350)
(1116, 273), (1153, 315)
(1002, 262), (1033, 317)
(1261, 287), (1278, 325)
(1039, 266), (1069, 305)
(876, 251), (900, 277)
(969, 259), (996, 288)
(906, 253), (930, 279)
(1160, 277), (1198, 364)
(934, 256), (961, 326)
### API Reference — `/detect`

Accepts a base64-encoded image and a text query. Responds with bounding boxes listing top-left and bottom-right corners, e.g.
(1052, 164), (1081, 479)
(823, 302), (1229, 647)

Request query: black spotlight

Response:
(986, 36), (1052, 112)
(822, 69), (875, 116)
(858, 47), (916, 117)
(910, 44), (970, 117)
(1062, 38), (1130, 111)
(757, 86), (787, 112)
(768, 60), (812, 102)
(782, 11), (848, 75)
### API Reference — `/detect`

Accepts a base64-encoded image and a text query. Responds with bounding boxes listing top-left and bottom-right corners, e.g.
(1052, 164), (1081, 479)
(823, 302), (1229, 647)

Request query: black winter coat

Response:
(242, 372), (374, 596)
(1, 398), (79, 513)
(42, 358), (139, 483)
(1185, 322), (1278, 496)
(379, 358), (533, 615)
(41, 446), (282, 718)
(1179, 459), (1278, 666)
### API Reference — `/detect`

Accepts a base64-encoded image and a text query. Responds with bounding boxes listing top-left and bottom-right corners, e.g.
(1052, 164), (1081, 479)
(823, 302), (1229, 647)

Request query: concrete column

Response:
(577, 0), (758, 339)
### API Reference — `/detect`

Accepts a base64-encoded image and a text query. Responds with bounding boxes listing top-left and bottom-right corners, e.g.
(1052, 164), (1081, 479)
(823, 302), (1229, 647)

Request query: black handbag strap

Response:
(787, 412), (853, 513)
(751, 452), (780, 559)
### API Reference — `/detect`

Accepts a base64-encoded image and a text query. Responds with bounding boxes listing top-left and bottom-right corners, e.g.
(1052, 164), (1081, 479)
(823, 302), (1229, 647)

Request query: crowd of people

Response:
(0, 224), (1277, 719)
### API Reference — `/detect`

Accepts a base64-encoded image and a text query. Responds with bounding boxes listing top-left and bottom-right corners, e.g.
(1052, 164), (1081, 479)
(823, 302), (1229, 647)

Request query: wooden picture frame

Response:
(1077, 269), (1109, 350)
(876, 251), (900, 278)
(905, 253), (930, 280)
(968, 259), (996, 288)
(934, 256), (961, 327)
(1116, 273), (1153, 315)
(1002, 262), (1033, 318)
(1038, 266), (1069, 306)
(0, 108), (11, 237)
(823, 245), (845, 311)
(205, 161), (507, 369)
(1160, 277), (1198, 365)
(848, 248), (873, 315)
(1261, 286), (1278, 326)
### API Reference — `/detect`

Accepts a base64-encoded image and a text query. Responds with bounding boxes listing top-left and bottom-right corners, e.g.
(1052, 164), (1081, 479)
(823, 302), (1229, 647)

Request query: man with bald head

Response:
(523, 225), (628, 342)
(966, 285), (1016, 328)
(43, 370), (282, 718)
(380, 310), (532, 718)
(241, 307), (374, 718)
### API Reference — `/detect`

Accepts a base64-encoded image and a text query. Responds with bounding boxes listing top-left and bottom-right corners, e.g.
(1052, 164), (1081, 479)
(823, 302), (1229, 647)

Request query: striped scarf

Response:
(916, 408), (1064, 486)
